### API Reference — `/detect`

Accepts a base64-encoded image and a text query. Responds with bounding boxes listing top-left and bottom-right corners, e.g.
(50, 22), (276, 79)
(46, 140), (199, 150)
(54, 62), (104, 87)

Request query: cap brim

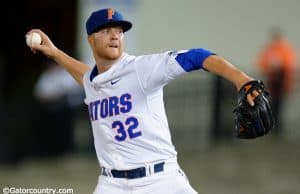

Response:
(93, 21), (132, 33)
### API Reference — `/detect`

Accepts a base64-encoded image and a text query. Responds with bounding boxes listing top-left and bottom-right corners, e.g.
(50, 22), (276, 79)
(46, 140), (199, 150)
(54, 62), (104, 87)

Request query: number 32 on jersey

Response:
(112, 117), (141, 142)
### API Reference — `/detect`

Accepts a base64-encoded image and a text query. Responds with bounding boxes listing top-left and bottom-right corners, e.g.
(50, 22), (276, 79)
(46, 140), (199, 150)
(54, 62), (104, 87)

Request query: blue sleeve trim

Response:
(175, 48), (215, 72)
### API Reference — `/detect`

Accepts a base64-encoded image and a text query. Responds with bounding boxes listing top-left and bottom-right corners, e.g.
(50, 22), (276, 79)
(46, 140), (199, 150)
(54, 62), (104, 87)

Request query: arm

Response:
(26, 29), (90, 86)
(203, 55), (253, 90)
(203, 55), (257, 105)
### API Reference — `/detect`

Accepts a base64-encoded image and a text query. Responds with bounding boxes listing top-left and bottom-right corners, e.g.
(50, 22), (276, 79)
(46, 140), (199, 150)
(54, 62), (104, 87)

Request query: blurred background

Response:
(1, 0), (300, 193)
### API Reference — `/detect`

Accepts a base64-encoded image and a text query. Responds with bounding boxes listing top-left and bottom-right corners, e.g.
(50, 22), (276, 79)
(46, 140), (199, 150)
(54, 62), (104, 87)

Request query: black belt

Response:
(101, 162), (165, 179)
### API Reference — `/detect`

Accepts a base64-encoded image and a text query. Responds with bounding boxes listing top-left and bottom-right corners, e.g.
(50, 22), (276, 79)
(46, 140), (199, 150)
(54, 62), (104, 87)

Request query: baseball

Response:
(26, 32), (42, 47)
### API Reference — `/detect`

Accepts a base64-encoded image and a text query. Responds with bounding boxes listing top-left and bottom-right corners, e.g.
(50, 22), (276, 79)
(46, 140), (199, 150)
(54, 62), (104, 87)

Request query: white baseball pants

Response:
(93, 161), (198, 194)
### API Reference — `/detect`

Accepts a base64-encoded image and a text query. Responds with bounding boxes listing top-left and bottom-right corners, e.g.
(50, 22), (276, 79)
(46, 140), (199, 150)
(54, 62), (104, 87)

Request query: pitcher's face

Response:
(89, 26), (124, 60)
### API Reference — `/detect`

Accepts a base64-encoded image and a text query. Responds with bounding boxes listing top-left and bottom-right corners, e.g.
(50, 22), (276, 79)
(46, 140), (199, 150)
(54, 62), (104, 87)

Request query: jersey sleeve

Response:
(135, 48), (215, 93)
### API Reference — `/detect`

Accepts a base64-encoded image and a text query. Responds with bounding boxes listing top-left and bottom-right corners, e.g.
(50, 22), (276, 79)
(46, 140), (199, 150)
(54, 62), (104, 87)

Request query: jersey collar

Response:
(89, 53), (128, 82)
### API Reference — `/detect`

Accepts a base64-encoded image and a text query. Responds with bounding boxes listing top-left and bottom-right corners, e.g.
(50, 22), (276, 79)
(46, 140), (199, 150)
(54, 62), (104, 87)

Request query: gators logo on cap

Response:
(107, 8), (115, 20)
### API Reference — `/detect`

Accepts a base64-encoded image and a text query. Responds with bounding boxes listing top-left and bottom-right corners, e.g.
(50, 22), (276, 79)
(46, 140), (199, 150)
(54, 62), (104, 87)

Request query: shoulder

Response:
(82, 66), (95, 87)
(133, 51), (178, 64)
(83, 66), (94, 79)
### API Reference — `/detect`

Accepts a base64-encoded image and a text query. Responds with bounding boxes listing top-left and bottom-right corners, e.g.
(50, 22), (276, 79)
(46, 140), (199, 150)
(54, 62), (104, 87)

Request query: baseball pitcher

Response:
(26, 8), (274, 194)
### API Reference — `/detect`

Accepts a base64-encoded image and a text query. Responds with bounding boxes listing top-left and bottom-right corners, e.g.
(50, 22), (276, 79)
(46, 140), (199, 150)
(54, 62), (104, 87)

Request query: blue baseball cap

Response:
(86, 8), (132, 35)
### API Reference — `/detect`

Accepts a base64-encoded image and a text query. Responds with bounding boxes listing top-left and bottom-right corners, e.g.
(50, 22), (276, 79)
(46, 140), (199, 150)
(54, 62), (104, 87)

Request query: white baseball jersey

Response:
(83, 48), (214, 170)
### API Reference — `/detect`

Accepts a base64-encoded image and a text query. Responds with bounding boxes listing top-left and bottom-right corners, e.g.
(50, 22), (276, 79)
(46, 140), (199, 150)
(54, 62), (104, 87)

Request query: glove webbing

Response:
(239, 80), (266, 97)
